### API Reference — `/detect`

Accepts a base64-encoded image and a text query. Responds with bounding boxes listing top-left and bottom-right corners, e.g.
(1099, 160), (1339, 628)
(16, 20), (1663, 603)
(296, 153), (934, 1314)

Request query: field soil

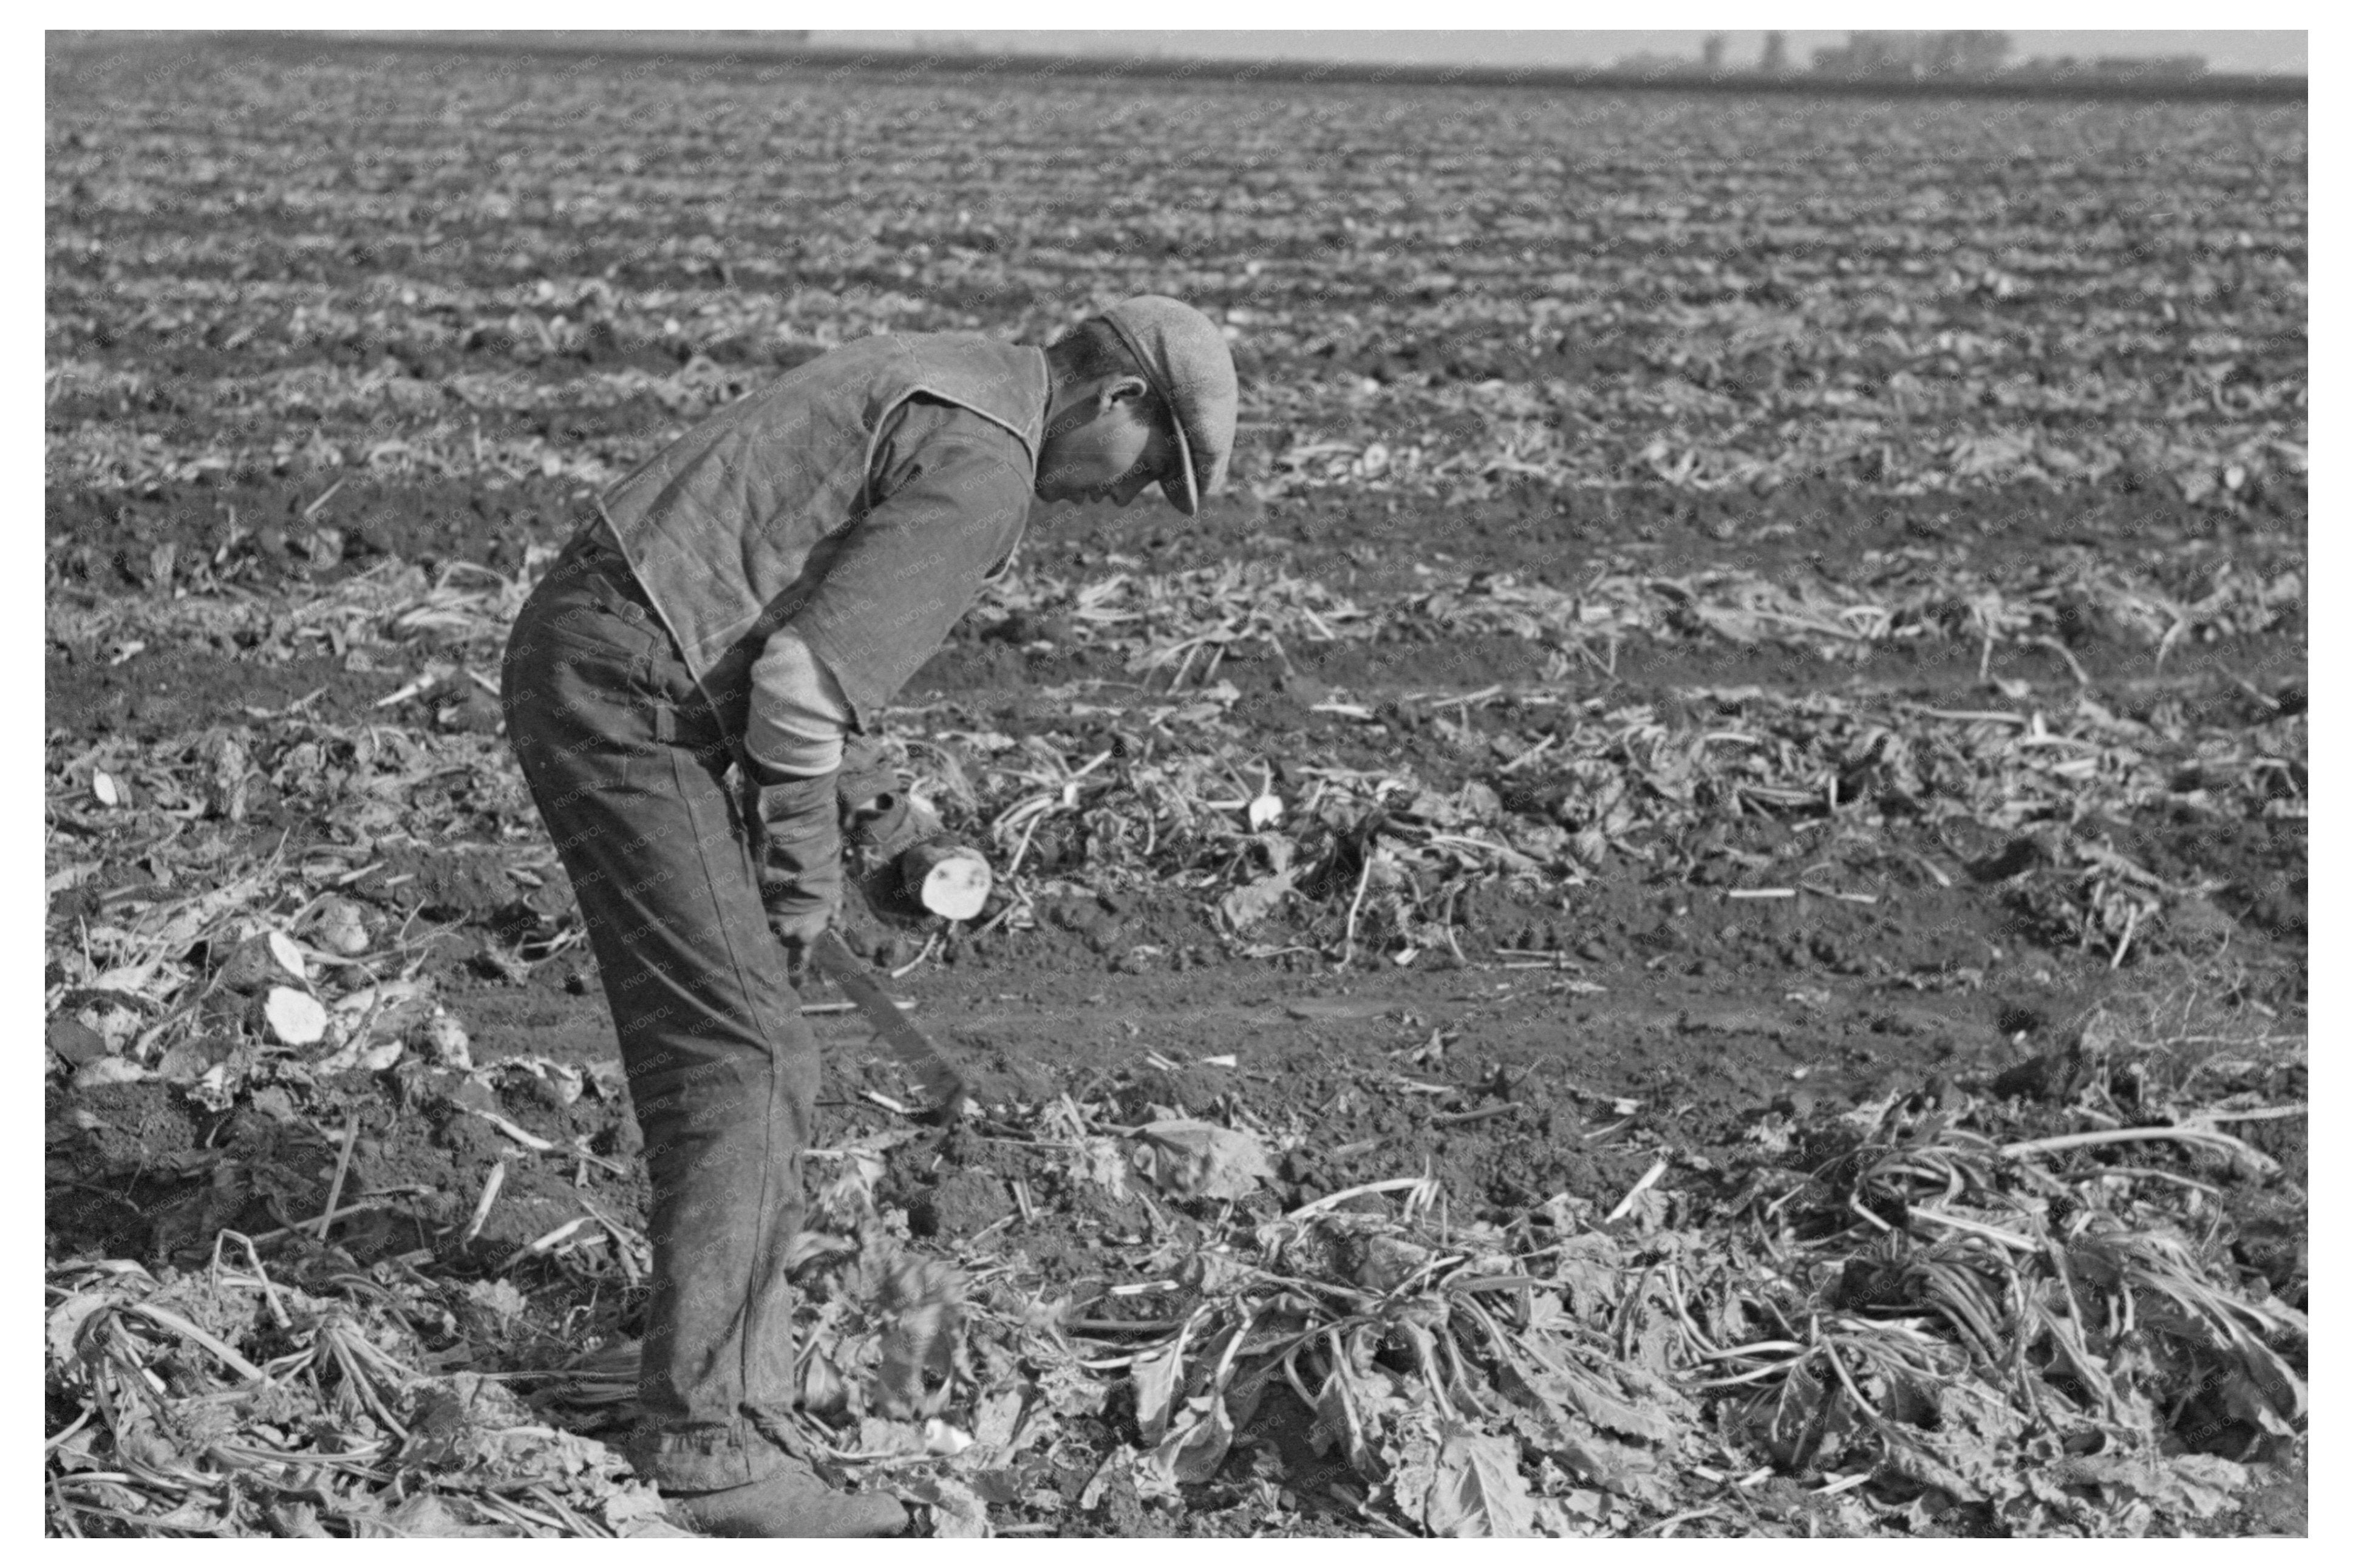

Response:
(45, 33), (2304, 1541)
(45, 481), (2309, 1536)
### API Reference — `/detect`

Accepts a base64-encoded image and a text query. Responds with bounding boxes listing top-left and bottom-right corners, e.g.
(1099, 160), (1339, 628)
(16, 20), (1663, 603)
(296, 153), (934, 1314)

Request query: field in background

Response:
(44, 35), (2305, 1539)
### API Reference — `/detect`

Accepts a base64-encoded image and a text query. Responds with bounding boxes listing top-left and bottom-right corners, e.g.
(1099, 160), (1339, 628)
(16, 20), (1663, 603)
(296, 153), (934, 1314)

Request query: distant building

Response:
(1811, 32), (1912, 78)
(1760, 31), (1788, 74)
(1810, 30), (2012, 79)
(1924, 31), (2012, 75)
(1701, 33), (1726, 73)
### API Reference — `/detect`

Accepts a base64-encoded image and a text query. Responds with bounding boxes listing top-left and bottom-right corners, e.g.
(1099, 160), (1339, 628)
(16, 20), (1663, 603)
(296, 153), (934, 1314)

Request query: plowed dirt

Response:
(44, 33), (2306, 1538)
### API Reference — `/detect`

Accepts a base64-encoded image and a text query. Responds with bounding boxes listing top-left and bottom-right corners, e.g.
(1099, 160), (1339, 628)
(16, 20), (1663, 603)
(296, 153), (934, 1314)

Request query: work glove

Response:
(836, 771), (948, 921)
(834, 740), (938, 869)
(751, 772), (842, 985)
(843, 784), (945, 865)
(834, 739), (900, 828)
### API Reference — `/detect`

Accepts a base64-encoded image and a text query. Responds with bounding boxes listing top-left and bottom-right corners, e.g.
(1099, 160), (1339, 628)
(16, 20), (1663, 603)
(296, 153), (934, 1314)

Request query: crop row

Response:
(46, 39), (2306, 506)
(46, 548), (2304, 971)
(47, 524), (2306, 696)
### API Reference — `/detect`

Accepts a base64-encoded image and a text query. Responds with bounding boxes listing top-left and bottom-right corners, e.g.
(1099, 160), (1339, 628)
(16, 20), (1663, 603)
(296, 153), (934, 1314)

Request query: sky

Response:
(808, 30), (2308, 76)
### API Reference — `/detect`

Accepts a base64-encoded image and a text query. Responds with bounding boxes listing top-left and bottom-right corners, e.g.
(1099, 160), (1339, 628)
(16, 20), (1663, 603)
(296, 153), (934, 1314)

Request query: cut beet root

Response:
(902, 841), (992, 922)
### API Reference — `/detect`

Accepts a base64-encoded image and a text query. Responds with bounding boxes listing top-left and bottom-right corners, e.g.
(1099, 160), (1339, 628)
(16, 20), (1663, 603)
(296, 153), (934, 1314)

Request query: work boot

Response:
(664, 1462), (908, 1538)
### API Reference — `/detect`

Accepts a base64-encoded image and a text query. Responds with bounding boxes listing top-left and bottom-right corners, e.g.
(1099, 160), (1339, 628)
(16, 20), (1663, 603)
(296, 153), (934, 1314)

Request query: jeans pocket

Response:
(505, 587), (660, 747)
(513, 571), (657, 660)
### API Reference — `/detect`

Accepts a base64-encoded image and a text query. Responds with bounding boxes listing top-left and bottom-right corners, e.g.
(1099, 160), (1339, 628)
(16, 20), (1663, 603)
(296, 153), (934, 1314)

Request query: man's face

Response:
(1034, 377), (1179, 507)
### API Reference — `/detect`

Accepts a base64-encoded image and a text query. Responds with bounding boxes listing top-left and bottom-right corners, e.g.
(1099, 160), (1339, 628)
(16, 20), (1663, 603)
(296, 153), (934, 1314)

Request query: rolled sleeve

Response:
(743, 628), (853, 783)
(786, 401), (1035, 730)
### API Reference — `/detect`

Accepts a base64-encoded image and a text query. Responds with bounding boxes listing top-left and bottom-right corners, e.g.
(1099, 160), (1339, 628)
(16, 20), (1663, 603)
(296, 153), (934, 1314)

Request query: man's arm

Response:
(743, 401), (1035, 957)
(741, 630), (856, 960)
(785, 401), (1035, 733)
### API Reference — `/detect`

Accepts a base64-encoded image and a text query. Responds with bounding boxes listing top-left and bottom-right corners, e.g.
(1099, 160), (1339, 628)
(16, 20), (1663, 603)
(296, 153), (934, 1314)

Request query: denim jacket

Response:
(596, 333), (1048, 736)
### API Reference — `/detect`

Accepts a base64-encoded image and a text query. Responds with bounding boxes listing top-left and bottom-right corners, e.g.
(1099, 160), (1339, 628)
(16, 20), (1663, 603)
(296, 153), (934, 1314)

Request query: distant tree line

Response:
(1684, 30), (2209, 81)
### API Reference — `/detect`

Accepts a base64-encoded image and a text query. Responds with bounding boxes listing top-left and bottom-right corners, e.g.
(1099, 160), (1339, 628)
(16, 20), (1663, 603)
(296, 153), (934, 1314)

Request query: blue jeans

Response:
(500, 531), (815, 1492)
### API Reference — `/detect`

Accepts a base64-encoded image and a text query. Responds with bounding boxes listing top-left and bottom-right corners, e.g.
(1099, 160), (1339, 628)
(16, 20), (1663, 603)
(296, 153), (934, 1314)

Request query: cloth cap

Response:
(1094, 296), (1238, 516)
